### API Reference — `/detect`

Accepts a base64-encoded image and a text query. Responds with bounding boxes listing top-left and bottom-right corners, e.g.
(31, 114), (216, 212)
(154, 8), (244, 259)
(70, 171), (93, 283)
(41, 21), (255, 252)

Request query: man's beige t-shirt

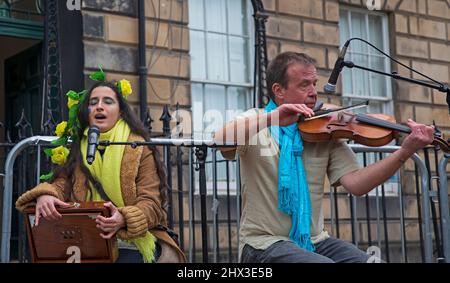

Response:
(221, 109), (361, 257)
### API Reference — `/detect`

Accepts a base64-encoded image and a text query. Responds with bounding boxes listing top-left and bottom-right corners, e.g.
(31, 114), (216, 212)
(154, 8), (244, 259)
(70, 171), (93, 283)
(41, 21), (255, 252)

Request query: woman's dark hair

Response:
(51, 81), (169, 212)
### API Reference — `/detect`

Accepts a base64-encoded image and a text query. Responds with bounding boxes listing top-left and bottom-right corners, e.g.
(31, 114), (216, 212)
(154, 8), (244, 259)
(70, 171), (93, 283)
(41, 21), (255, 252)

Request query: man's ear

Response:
(272, 83), (284, 102)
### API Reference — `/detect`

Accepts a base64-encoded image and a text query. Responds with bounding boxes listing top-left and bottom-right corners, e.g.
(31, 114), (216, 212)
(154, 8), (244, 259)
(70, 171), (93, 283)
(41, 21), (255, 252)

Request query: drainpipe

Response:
(138, 0), (148, 122)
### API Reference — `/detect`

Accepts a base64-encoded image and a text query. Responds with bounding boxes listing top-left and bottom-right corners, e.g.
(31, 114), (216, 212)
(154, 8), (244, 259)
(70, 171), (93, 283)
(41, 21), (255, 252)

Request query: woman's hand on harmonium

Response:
(35, 195), (72, 226)
(96, 202), (126, 239)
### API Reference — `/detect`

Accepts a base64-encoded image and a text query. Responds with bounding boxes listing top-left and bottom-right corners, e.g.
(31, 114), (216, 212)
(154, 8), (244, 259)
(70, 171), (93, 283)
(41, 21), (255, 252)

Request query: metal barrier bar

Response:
(398, 174), (407, 263)
(333, 186), (340, 238)
(375, 177), (382, 252)
(188, 148), (195, 262)
(195, 146), (208, 263)
(176, 146), (184, 251)
(164, 144), (173, 229)
(1, 136), (56, 262)
(414, 162), (425, 262)
(423, 149), (443, 260)
(437, 154), (450, 262)
(329, 187), (335, 238)
(363, 153), (372, 247)
(381, 180), (390, 262)
(235, 155), (242, 262)
(350, 144), (433, 262)
(349, 194), (357, 246)
(212, 149), (219, 263)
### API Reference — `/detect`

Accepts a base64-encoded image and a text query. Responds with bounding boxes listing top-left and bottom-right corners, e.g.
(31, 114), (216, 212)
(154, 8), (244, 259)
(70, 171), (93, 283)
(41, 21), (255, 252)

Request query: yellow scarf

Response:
(81, 119), (156, 263)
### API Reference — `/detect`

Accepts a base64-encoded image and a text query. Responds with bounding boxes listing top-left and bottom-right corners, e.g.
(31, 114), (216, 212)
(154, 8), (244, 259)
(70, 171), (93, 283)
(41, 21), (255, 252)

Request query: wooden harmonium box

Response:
(23, 201), (118, 263)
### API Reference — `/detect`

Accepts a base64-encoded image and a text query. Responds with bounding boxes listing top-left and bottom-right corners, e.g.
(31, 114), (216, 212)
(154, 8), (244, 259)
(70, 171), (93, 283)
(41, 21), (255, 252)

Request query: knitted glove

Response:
(117, 206), (148, 240)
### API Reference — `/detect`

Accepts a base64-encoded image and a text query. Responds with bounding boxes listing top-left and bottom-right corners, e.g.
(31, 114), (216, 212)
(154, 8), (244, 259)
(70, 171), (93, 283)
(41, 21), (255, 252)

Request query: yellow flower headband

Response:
(89, 66), (133, 99)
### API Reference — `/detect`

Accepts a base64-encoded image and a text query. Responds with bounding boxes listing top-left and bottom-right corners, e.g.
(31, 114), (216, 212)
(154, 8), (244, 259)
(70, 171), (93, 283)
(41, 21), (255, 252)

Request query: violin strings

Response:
(356, 114), (411, 133)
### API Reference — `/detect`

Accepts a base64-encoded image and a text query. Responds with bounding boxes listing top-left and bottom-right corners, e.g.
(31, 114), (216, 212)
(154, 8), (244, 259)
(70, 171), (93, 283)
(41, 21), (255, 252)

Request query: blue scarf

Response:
(264, 100), (315, 251)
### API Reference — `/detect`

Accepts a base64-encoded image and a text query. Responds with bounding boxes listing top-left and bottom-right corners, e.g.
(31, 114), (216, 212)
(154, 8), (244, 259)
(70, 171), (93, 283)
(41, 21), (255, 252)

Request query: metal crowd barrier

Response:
(0, 137), (438, 262)
(437, 153), (450, 262)
(0, 136), (236, 263)
(349, 144), (433, 262)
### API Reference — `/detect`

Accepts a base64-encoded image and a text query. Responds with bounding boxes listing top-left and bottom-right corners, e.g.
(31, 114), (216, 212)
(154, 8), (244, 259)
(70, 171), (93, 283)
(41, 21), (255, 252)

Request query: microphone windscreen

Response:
(324, 83), (336, 94)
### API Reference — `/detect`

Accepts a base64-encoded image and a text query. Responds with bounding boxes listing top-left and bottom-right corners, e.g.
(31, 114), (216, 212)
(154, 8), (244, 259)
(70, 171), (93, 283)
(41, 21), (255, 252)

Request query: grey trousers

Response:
(241, 237), (373, 263)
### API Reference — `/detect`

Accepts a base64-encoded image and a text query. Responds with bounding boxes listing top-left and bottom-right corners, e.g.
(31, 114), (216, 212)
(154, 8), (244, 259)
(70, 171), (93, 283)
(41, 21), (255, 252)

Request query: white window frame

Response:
(340, 7), (393, 115)
(340, 7), (399, 197)
(189, 0), (254, 195)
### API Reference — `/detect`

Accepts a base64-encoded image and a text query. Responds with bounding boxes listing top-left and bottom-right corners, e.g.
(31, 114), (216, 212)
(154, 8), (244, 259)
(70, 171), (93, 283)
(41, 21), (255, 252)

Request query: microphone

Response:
(324, 40), (351, 94)
(86, 125), (100, 165)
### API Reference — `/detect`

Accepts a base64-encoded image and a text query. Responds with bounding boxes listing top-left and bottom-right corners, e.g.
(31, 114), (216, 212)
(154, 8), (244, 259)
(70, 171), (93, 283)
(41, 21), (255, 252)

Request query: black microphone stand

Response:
(341, 60), (450, 113)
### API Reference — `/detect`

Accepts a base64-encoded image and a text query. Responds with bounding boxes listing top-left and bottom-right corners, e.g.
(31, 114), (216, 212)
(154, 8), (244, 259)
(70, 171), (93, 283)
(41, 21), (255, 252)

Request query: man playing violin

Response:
(213, 51), (435, 263)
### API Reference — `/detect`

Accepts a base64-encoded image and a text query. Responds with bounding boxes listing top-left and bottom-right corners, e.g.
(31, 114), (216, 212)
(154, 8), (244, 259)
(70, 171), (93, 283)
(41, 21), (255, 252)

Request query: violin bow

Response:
(302, 100), (369, 121)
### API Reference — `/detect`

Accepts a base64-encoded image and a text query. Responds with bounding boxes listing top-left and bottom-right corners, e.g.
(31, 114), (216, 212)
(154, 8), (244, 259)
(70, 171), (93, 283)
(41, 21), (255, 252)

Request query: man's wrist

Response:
(397, 147), (414, 164)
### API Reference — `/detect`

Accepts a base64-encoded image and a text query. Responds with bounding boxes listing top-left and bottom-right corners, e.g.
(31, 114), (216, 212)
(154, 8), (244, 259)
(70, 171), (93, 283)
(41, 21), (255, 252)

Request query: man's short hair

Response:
(266, 52), (317, 100)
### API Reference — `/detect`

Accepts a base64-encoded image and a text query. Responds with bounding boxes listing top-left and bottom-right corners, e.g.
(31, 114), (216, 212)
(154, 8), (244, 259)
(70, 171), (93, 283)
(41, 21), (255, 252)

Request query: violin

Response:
(298, 103), (450, 153)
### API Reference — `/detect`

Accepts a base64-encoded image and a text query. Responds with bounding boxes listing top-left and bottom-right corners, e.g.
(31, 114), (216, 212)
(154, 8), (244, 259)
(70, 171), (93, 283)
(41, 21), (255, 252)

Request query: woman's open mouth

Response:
(94, 114), (107, 122)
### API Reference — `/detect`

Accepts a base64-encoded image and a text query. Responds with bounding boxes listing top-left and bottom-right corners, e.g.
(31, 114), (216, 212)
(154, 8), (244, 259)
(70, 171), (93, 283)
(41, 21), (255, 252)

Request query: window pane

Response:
(203, 84), (226, 136)
(340, 10), (352, 95)
(367, 100), (383, 113)
(205, 151), (236, 184)
(343, 97), (383, 113)
(188, 0), (204, 29)
(207, 33), (229, 81)
(227, 87), (249, 121)
(369, 15), (383, 50)
(191, 83), (204, 139)
(228, 0), (246, 35)
(217, 158), (237, 182)
(342, 68), (353, 95)
(339, 10), (350, 46)
(190, 31), (206, 79)
(229, 36), (248, 83)
(352, 54), (369, 96)
(370, 56), (387, 97)
(205, 0), (226, 33)
(349, 12), (368, 54)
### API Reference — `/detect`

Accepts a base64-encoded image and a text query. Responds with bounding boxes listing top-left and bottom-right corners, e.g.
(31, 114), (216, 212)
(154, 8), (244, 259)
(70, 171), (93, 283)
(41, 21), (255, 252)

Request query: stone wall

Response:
(263, 0), (342, 105)
(81, 0), (189, 135)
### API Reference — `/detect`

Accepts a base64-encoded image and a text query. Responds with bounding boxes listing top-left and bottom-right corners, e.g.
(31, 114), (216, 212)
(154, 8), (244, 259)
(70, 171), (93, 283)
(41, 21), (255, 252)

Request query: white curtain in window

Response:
(339, 8), (392, 114)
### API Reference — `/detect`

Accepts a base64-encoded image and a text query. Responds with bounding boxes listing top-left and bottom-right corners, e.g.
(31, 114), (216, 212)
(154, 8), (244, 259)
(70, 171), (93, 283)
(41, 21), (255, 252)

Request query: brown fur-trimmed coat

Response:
(16, 133), (186, 263)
